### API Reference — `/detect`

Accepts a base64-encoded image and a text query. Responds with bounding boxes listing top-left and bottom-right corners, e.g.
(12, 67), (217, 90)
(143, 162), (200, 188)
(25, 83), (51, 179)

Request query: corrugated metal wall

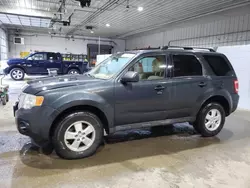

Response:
(0, 28), (8, 60)
(126, 6), (250, 49)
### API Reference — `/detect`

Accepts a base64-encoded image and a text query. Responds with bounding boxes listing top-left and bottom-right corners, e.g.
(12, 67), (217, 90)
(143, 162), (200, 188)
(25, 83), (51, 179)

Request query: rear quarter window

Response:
(203, 55), (234, 76)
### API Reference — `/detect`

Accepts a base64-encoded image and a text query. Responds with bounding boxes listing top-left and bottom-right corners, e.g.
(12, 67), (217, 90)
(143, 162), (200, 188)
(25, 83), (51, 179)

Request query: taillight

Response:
(234, 80), (239, 93)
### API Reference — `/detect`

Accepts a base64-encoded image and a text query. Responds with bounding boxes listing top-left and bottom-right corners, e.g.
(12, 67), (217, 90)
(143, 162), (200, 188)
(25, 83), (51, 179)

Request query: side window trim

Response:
(170, 53), (204, 78)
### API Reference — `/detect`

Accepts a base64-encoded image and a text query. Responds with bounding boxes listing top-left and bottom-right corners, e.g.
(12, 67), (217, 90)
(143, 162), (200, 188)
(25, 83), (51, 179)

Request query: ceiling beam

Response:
(66, 0), (122, 36)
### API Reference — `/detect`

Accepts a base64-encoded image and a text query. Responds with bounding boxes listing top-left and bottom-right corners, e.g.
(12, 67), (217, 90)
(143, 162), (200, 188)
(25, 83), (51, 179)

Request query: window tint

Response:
(172, 55), (202, 77)
(47, 53), (58, 60)
(32, 53), (45, 60)
(129, 55), (166, 80)
(203, 55), (233, 76)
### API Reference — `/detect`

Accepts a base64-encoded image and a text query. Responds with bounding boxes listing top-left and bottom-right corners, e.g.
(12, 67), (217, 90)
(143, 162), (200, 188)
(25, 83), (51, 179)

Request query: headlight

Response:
(20, 94), (44, 109)
(0, 60), (9, 69)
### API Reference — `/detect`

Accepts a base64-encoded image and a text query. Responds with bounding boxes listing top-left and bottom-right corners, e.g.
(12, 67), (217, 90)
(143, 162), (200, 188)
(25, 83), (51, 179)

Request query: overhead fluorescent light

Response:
(0, 13), (51, 28)
(106, 23), (110, 27)
(137, 7), (143, 12)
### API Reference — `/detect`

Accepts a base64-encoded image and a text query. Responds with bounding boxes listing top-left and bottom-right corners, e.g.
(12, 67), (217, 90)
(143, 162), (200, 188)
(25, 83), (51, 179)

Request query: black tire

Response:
(2, 97), (6, 105)
(68, 69), (80, 75)
(194, 103), (225, 137)
(10, 68), (25, 81)
(39, 144), (54, 155)
(52, 111), (103, 159)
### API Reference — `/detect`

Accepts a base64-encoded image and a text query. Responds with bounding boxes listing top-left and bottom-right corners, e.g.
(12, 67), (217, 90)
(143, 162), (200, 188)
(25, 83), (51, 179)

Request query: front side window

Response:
(172, 54), (202, 77)
(129, 55), (166, 80)
(88, 53), (136, 79)
(28, 53), (45, 61)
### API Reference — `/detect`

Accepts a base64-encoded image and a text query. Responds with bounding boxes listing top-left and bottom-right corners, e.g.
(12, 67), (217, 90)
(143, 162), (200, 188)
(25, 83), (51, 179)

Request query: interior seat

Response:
(147, 59), (164, 80)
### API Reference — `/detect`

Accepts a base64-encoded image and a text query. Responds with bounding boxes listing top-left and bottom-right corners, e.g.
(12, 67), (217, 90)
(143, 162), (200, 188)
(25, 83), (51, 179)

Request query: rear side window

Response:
(47, 53), (58, 60)
(203, 55), (233, 76)
(172, 54), (202, 77)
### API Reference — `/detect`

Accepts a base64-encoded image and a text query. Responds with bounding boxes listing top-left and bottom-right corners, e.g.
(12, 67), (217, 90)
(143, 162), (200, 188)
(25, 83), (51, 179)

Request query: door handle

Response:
(198, 82), (207, 87)
(154, 85), (165, 91)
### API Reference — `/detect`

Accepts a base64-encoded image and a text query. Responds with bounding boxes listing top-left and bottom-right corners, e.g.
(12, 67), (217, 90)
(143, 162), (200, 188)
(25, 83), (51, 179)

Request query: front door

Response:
(114, 54), (172, 125)
(26, 53), (47, 74)
(168, 53), (209, 118)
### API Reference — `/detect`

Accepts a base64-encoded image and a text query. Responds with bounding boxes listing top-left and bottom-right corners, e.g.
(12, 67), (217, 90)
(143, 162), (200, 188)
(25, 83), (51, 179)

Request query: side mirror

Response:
(121, 71), (139, 83)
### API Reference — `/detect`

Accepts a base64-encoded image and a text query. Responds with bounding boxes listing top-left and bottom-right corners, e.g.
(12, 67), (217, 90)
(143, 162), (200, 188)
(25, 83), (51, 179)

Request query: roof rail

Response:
(161, 45), (216, 52)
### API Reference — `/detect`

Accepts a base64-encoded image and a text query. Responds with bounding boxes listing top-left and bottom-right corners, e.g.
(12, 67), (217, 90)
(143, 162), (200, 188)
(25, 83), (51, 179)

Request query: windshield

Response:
(24, 53), (34, 59)
(88, 53), (136, 79)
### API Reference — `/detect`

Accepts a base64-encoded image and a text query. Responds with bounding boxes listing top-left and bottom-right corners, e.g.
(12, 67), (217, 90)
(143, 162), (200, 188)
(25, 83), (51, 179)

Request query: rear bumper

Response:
(231, 94), (239, 113)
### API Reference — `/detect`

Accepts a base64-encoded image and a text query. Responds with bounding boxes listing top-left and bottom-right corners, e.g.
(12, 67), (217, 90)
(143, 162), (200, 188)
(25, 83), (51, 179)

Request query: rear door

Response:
(44, 53), (62, 74)
(168, 53), (209, 118)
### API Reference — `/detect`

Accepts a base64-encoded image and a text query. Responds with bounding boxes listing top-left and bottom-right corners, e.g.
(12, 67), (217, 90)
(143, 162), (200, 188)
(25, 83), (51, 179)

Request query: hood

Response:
(23, 74), (105, 95)
(8, 58), (24, 63)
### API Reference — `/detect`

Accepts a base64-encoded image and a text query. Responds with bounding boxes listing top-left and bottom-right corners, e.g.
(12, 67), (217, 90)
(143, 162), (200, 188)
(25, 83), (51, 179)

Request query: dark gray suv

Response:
(14, 46), (239, 159)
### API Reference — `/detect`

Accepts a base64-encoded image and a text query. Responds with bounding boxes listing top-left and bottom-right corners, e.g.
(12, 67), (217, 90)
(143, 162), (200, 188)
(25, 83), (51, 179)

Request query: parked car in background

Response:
(1, 52), (90, 80)
(14, 46), (239, 159)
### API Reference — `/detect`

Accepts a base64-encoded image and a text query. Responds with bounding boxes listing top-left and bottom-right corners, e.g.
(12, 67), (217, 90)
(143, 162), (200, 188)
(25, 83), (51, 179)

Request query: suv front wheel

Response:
(10, 68), (25, 81)
(193, 103), (225, 137)
(52, 111), (103, 159)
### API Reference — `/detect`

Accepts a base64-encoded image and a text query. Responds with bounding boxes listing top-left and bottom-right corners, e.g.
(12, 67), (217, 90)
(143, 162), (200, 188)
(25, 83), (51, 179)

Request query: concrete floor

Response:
(1, 76), (250, 188)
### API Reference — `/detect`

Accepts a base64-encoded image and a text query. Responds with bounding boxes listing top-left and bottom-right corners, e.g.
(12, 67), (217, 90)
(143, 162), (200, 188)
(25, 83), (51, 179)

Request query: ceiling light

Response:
(106, 23), (110, 27)
(137, 7), (143, 12)
(90, 30), (94, 33)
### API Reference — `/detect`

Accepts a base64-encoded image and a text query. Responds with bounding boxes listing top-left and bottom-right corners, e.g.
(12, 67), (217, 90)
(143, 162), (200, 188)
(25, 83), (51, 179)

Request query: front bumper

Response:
(3, 67), (10, 75)
(14, 102), (58, 143)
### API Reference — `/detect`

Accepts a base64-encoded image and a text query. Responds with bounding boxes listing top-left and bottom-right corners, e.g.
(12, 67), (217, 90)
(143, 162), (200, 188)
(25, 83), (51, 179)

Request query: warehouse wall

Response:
(126, 5), (250, 49)
(217, 45), (250, 111)
(0, 27), (8, 60)
(8, 33), (125, 58)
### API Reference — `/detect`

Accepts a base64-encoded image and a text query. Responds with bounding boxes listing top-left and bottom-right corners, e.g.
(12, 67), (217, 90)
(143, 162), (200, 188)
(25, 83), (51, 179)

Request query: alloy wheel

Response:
(12, 70), (23, 80)
(205, 109), (222, 131)
(69, 70), (79, 74)
(64, 121), (96, 152)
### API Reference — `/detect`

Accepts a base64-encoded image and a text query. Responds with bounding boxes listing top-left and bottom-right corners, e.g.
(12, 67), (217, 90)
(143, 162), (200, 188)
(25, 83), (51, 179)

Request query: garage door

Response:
(0, 28), (7, 60)
(217, 45), (250, 110)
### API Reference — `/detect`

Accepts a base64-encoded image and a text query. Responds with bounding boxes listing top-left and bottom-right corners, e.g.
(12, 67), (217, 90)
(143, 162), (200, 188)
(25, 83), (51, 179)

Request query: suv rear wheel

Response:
(68, 69), (80, 74)
(193, 103), (225, 137)
(52, 111), (103, 159)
